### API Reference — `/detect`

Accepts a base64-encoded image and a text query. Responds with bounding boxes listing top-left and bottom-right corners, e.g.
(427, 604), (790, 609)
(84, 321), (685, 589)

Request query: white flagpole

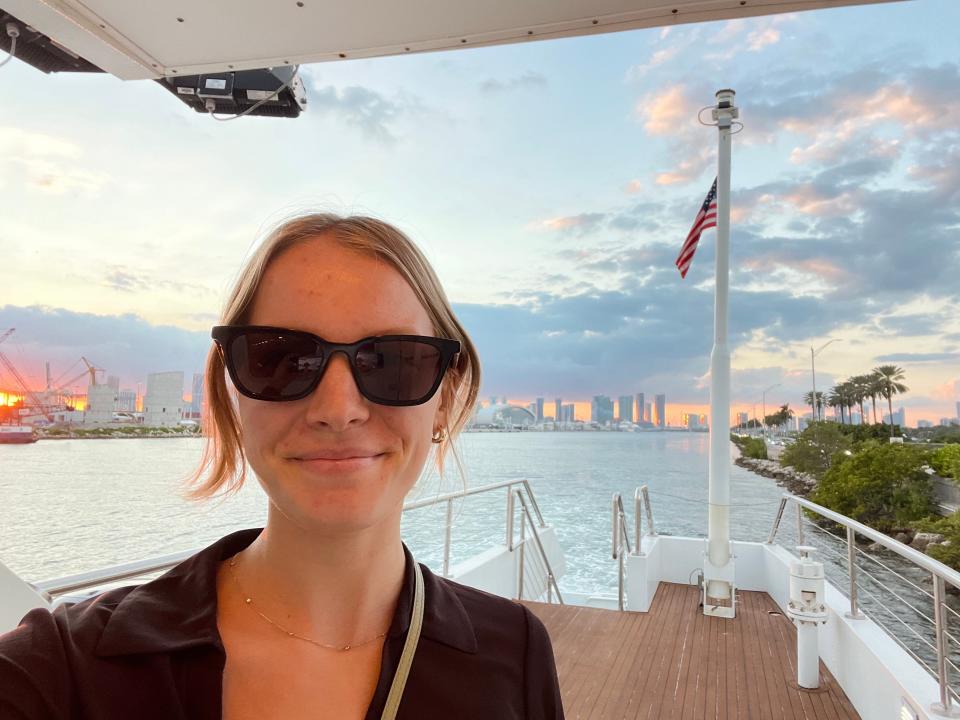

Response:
(704, 88), (738, 618)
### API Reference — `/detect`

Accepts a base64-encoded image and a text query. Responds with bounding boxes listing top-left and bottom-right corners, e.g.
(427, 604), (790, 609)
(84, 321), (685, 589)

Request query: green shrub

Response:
(740, 436), (767, 460)
(780, 422), (851, 479)
(931, 445), (960, 481)
(836, 422), (902, 445)
(811, 444), (934, 531)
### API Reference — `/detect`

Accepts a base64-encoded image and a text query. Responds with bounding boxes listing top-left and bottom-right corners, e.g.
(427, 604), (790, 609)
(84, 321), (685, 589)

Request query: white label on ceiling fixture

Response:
(204, 78), (227, 89)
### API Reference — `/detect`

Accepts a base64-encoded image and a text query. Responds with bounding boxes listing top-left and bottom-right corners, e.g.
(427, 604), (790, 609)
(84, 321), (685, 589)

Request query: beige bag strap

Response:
(380, 560), (425, 720)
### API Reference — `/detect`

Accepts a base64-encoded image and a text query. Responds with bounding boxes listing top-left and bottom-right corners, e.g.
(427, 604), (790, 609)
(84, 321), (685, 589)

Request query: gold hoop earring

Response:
(431, 427), (448, 444)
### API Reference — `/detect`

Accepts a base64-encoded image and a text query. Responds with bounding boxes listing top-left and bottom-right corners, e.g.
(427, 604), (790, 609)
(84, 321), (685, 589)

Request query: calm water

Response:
(0, 431), (787, 593)
(4, 431), (955, 683)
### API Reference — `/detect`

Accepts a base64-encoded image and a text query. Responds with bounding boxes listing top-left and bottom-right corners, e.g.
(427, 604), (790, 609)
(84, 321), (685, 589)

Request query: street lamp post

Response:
(762, 383), (780, 440)
(811, 339), (841, 424)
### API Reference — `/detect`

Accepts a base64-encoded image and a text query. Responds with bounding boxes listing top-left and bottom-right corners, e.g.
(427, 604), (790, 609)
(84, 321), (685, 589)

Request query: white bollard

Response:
(786, 545), (828, 689)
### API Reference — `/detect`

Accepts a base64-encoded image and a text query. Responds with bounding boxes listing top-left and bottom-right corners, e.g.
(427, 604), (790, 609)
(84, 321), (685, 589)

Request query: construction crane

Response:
(0, 328), (56, 422)
(55, 357), (104, 393)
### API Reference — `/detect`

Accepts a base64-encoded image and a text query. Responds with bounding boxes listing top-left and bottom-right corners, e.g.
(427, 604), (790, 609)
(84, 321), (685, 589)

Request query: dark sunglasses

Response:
(211, 325), (460, 406)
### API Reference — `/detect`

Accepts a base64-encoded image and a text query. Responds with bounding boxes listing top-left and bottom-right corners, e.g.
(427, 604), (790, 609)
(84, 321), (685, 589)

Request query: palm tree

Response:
(777, 403), (793, 427)
(874, 365), (908, 436)
(838, 380), (856, 425)
(803, 391), (825, 421)
(850, 375), (871, 425)
(827, 388), (843, 424)
(867, 372), (884, 425)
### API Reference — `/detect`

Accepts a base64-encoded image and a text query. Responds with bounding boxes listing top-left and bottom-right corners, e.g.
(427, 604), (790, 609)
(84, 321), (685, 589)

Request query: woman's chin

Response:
(274, 487), (400, 533)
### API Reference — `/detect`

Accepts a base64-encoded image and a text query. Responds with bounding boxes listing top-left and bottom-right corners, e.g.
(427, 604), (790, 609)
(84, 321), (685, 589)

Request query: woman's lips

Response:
(294, 454), (385, 472)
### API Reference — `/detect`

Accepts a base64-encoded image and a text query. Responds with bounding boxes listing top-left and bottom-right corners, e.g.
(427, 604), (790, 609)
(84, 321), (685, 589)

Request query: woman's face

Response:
(238, 234), (448, 534)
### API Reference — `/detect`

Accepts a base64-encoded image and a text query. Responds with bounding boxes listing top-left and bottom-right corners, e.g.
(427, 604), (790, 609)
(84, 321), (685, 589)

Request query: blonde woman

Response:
(0, 214), (564, 719)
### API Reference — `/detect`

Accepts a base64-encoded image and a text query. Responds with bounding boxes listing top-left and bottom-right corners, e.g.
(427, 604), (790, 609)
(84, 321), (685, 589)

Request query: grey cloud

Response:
(0, 305), (208, 390)
(874, 352), (960, 363)
(873, 314), (946, 337)
(101, 266), (217, 298)
(452, 260), (854, 403)
(311, 85), (403, 143)
(103, 269), (148, 293)
(479, 71), (547, 94)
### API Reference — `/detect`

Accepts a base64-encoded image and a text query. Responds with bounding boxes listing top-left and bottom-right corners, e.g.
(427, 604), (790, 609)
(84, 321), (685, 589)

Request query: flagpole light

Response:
(811, 339), (841, 424)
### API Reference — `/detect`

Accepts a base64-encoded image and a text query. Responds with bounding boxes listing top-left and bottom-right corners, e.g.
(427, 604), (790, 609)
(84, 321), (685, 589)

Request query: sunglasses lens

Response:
(355, 339), (443, 403)
(228, 331), (322, 400)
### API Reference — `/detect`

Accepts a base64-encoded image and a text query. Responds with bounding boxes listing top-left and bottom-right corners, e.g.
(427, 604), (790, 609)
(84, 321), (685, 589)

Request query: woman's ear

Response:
(434, 373), (458, 430)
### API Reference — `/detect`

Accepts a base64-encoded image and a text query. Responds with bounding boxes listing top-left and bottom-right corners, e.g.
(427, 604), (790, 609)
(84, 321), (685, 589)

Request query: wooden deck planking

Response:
(521, 582), (859, 720)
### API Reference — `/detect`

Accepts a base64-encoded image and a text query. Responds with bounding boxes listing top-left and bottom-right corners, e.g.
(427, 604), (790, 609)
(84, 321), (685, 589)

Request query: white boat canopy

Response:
(3, 0), (906, 80)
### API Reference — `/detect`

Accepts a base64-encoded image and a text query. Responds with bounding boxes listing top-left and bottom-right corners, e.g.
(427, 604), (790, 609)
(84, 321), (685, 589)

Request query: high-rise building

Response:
(644, 403), (651, 424)
(535, 397), (544, 423)
(106, 375), (120, 391)
(562, 404), (575, 423)
(940, 418), (955, 427)
(635, 393), (645, 423)
(737, 411), (749, 427)
(144, 371), (184, 427)
(917, 420), (933, 429)
(591, 395), (614, 425)
(555, 398), (562, 423)
(956, 401), (960, 424)
(618, 395), (634, 423)
(654, 394), (666, 428)
(683, 412), (707, 429)
(489, 396), (498, 407)
(883, 407), (906, 427)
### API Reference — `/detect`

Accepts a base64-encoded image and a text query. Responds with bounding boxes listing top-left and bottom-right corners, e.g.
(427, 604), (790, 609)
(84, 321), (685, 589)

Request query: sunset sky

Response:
(1, 0), (958, 427)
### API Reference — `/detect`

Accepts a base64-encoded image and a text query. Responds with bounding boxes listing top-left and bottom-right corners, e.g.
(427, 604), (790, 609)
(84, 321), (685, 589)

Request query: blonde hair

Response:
(185, 213), (480, 500)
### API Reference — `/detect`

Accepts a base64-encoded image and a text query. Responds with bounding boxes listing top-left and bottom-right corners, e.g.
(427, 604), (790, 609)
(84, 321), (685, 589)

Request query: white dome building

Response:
(472, 403), (535, 429)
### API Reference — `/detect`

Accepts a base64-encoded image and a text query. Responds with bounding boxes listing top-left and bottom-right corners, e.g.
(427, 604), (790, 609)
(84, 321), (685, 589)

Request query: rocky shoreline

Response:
(37, 428), (201, 440)
(734, 455), (816, 496)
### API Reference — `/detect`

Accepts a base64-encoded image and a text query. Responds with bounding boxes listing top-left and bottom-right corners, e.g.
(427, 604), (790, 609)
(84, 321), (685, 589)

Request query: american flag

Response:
(675, 177), (718, 279)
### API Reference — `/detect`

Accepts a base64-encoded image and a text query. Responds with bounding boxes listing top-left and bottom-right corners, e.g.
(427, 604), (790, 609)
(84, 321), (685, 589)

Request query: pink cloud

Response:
(742, 254), (850, 285)
(782, 184), (860, 217)
(636, 85), (694, 136)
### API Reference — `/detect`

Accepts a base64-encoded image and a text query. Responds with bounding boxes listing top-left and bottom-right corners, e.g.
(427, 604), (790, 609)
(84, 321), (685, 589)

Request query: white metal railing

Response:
(611, 485), (656, 611)
(769, 493), (960, 715)
(509, 487), (564, 604)
(32, 479), (557, 603)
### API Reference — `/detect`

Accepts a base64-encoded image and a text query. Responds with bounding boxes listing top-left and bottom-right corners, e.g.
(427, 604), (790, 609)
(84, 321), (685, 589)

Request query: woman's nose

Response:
(303, 351), (370, 430)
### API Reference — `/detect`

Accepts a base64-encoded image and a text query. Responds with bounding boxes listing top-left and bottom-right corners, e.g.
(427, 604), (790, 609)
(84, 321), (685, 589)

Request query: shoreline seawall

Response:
(733, 452), (816, 496)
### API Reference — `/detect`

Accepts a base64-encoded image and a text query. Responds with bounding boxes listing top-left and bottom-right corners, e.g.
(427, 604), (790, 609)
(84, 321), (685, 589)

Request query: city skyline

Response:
(1, 1), (958, 423)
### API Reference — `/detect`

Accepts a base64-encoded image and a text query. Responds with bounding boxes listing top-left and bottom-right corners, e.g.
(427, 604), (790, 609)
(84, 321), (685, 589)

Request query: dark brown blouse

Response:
(0, 528), (564, 719)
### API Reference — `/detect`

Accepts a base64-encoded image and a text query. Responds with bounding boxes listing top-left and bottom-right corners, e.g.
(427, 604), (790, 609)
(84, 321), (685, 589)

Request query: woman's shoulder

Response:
(0, 587), (135, 720)
(0, 583), (139, 657)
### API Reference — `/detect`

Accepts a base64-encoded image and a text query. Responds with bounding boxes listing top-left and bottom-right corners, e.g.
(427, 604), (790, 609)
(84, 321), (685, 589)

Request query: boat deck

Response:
(521, 582), (860, 719)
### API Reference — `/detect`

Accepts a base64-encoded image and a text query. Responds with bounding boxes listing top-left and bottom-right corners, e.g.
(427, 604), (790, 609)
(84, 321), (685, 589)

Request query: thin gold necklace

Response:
(227, 556), (389, 652)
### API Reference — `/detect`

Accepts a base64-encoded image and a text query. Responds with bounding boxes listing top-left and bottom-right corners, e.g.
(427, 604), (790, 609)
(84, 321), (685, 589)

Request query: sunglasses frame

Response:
(211, 325), (460, 406)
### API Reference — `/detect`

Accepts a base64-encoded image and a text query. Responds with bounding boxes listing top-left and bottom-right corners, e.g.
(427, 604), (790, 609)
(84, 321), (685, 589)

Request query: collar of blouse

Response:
(93, 527), (478, 658)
